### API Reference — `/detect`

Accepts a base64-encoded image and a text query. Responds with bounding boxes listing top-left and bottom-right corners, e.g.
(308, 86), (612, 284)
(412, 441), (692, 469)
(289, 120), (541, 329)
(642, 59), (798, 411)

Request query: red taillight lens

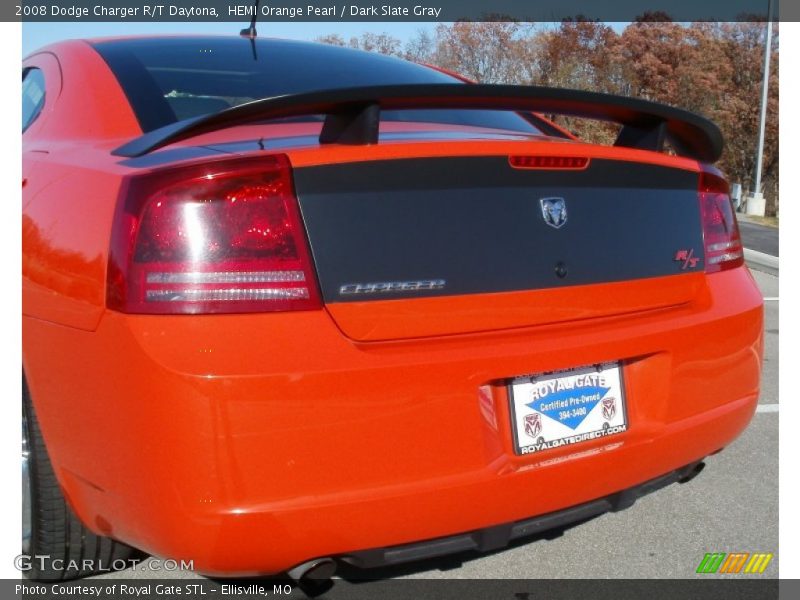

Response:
(699, 172), (744, 274)
(107, 155), (321, 314)
(509, 155), (590, 170)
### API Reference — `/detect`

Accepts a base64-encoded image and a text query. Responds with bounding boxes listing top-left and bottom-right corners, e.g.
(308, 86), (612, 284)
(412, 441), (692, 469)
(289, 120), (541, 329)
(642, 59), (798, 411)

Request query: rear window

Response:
(91, 37), (541, 136)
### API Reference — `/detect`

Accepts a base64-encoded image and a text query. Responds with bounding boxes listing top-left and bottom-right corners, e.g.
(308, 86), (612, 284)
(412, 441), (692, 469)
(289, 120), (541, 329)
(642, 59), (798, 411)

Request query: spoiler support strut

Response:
(319, 103), (380, 146)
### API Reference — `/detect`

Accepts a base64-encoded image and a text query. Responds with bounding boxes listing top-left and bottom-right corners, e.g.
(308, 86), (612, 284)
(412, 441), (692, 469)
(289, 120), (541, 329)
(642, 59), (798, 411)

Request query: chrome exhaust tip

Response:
(287, 558), (337, 583)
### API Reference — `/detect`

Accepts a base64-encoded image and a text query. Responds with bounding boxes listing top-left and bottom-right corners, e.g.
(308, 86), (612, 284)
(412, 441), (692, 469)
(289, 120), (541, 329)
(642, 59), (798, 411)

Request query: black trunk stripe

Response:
(293, 157), (702, 303)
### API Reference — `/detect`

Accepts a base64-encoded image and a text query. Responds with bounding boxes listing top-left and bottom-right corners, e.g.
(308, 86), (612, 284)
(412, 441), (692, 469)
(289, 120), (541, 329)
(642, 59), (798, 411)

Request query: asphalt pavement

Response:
(739, 218), (779, 257)
(92, 266), (779, 586)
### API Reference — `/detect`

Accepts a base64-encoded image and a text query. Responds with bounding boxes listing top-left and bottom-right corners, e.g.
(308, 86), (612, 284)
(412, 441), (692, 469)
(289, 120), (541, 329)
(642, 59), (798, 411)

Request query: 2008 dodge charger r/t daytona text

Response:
(21, 36), (763, 581)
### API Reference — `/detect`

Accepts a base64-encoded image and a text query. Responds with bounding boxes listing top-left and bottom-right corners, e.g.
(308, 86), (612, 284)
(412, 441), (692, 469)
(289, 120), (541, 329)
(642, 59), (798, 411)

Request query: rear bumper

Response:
(22, 267), (763, 576)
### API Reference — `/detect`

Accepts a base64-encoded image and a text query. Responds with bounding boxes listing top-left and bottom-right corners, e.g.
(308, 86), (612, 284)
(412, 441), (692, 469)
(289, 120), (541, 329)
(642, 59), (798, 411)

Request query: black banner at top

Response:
(6, 0), (789, 22)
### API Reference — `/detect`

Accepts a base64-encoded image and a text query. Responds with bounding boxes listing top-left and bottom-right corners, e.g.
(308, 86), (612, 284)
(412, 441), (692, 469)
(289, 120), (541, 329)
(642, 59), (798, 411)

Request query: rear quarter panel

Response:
(22, 41), (141, 332)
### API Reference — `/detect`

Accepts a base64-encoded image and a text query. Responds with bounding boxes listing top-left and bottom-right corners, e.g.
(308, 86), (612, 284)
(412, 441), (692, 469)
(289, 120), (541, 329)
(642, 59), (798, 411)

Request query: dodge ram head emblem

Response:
(540, 197), (568, 229)
(524, 413), (542, 438)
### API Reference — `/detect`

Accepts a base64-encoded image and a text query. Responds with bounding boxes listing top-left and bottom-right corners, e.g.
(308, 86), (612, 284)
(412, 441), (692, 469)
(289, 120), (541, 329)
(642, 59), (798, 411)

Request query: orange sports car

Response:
(22, 36), (763, 582)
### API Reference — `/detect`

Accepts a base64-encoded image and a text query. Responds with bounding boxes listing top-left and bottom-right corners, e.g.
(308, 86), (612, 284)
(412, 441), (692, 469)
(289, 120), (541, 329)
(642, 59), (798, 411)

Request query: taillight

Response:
(699, 172), (744, 273)
(107, 155), (321, 314)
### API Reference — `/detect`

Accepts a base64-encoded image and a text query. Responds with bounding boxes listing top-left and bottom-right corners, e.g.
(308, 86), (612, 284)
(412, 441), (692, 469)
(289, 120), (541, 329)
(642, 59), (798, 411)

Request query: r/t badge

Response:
(674, 249), (700, 269)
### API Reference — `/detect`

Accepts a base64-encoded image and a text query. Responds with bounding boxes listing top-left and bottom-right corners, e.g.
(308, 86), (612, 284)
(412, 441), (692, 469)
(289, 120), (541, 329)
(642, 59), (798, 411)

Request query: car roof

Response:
(86, 35), (405, 62)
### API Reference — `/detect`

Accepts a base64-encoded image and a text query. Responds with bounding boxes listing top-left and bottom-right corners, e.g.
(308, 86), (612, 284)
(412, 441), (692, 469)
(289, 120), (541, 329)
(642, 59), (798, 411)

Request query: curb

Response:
(744, 248), (779, 275)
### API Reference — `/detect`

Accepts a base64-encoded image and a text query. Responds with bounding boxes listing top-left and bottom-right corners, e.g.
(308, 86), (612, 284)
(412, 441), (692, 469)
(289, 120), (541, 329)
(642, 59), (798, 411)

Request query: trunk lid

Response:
(293, 154), (705, 341)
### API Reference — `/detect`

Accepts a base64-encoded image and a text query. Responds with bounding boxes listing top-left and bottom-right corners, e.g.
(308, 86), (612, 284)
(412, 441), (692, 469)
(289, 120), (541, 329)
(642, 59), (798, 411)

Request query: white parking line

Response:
(763, 297), (779, 301)
(756, 404), (779, 413)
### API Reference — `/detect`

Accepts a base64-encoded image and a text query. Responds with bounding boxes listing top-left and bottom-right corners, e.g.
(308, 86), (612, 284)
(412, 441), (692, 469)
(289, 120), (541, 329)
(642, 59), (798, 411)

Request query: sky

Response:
(23, 21), (437, 56)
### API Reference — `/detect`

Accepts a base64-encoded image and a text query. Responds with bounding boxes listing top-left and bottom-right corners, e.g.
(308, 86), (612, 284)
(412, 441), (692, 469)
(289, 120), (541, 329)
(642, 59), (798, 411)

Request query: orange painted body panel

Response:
(22, 38), (762, 576)
(326, 272), (705, 341)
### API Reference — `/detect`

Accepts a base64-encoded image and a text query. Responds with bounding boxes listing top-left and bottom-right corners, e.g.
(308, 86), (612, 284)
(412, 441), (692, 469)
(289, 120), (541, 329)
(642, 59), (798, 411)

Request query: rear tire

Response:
(22, 375), (136, 580)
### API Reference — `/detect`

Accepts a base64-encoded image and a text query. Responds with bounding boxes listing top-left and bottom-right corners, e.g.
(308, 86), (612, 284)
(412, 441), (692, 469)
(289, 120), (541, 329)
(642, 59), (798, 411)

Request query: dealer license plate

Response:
(508, 362), (628, 455)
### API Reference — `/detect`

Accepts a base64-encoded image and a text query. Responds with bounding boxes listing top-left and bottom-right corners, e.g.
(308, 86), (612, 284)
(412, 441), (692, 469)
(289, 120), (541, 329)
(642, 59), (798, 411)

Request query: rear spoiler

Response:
(112, 84), (723, 162)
